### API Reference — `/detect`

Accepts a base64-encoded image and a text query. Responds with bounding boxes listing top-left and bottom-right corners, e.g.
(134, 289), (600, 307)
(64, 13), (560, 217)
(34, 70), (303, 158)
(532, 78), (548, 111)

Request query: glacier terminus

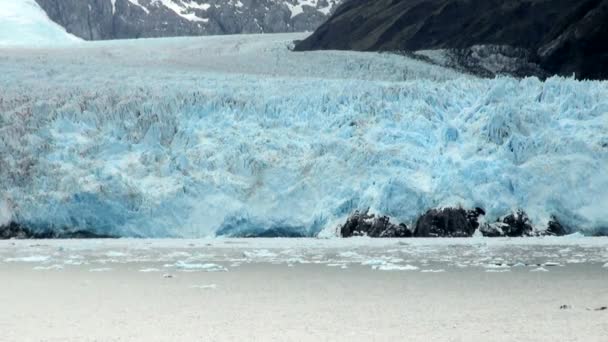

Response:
(0, 32), (607, 237)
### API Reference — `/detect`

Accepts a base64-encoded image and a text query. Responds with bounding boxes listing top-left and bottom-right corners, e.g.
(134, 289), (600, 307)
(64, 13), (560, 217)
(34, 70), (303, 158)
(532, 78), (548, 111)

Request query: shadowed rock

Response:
(295, 0), (608, 80)
(501, 210), (534, 237)
(546, 218), (568, 236)
(414, 207), (484, 237)
(1, 222), (115, 239)
(340, 210), (411, 238)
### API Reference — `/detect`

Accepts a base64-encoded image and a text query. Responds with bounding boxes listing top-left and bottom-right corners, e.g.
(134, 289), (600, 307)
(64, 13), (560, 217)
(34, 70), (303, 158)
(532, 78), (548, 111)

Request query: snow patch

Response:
(153, 0), (208, 22)
(285, 0), (339, 18)
(0, 0), (81, 46)
(127, 0), (150, 14)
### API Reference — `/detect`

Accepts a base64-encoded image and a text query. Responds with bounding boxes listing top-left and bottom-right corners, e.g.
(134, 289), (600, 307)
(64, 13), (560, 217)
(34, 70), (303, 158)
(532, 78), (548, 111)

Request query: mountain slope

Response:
(0, 0), (81, 46)
(34, 0), (344, 40)
(294, 0), (608, 80)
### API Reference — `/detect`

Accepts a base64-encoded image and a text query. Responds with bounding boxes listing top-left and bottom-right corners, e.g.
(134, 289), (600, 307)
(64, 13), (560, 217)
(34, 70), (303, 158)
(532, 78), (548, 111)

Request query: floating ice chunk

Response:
(89, 267), (113, 272)
(420, 269), (445, 273)
(64, 259), (86, 266)
(602, 263), (608, 268)
(484, 264), (510, 269)
(361, 259), (386, 266)
(338, 251), (361, 258)
(139, 268), (161, 272)
(531, 267), (549, 272)
(173, 261), (227, 272)
(190, 284), (217, 290)
(33, 264), (63, 270)
(373, 264), (419, 271)
(243, 250), (278, 259)
(105, 251), (127, 257)
(543, 262), (561, 267)
(4, 255), (50, 263)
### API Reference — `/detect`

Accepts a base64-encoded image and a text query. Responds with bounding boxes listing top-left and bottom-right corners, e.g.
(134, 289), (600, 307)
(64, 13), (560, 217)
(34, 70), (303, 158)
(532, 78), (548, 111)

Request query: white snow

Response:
(153, 0), (208, 22)
(0, 0), (81, 47)
(0, 33), (607, 237)
(127, 0), (150, 14)
(285, 0), (339, 18)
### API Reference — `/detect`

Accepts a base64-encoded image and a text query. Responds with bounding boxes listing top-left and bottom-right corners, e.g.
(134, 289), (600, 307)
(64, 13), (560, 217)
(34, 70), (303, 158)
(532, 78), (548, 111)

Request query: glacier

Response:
(0, 0), (81, 47)
(1, 33), (607, 237)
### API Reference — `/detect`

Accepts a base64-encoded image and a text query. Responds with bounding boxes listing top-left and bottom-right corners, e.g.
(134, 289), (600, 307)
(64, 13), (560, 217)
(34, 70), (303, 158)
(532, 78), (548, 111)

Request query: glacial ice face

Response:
(0, 0), (81, 47)
(1, 34), (607, 237)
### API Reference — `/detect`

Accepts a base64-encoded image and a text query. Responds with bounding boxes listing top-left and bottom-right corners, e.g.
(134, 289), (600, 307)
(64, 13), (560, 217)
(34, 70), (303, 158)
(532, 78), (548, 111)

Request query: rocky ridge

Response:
(294, 0), (608, 80)
(35, 0), (344, 40)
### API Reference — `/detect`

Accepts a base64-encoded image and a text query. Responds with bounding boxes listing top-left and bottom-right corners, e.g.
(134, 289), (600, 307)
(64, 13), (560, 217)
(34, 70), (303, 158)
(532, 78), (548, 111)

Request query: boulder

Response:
(545, 218), (568, 236)
(340, 210), (411, 238)
(413, 207), (484, 237)
(501, 210), (534, 237)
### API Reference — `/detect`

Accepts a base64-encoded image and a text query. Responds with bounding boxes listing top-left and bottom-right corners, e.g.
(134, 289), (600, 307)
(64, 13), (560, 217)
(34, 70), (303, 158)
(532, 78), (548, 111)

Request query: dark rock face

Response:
(546, 218), (568, 236)
(0, 222), (32, 239)
(501, 210), (534, 237)
(340, 210), (411, 237)
(0, 222), (115, 239)
(217, 226), (309, 238)
(295, 0), (608, 80)
(479, 210), (534, 237)
(35, 0), (344, 40)
(413, 207), (483, 237)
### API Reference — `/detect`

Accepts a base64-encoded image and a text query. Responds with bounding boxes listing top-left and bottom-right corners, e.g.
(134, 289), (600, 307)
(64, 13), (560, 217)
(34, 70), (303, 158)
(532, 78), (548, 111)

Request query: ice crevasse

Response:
(0, 36), (607, 237)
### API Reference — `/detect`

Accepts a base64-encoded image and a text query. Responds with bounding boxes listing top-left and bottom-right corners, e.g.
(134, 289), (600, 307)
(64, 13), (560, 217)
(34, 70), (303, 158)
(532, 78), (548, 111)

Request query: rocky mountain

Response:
(34, 0), (343, 40)
(294, 0), (608, 80)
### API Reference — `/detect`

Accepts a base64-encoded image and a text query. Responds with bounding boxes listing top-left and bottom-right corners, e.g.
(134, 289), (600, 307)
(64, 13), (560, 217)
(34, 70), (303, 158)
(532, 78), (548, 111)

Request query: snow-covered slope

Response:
(1, 34), (607, 237)
(34, 0), (344, 40)
(0, 0), (81, 47)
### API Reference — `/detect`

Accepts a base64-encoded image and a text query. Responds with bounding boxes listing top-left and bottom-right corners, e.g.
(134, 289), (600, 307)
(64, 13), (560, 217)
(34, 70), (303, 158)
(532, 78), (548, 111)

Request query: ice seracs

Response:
(0, 33), (607, 238)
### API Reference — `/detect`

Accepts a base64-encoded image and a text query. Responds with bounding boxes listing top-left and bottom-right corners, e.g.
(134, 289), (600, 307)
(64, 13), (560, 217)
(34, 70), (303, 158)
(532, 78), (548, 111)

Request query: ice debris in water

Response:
(171, 261), (227, 272)
(4, 256), (51, 263)
(190, 284), (217, 290)
(373, 264), (419, 271)
(33, 264), (64, 270)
